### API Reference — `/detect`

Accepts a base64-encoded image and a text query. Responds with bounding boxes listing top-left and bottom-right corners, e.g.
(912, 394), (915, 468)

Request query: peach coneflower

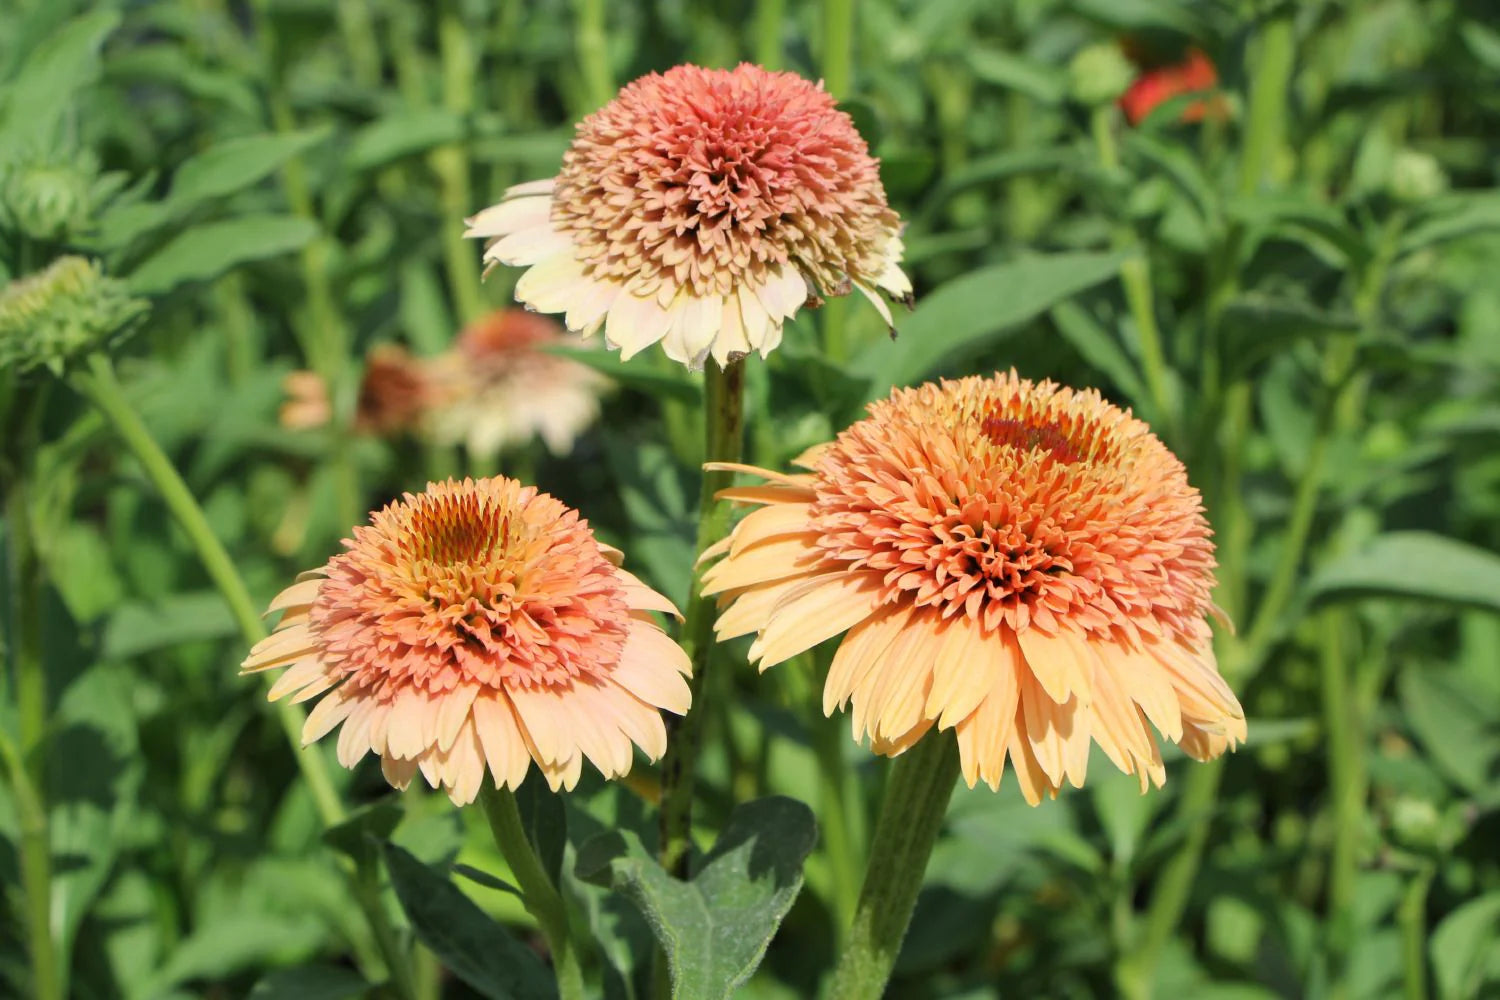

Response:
(425, 309), (606, 458)
(701, 372), (1244, 803)
(465, 63), (912, 370)
(277, 345), (433, 436)
(241, 477), (690, 804)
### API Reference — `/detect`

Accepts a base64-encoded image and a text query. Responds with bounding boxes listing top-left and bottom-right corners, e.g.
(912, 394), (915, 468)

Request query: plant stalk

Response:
(574, 0), (612, 111)
(657, 358), (746, 878)
(1399, 864), (1434, 1000)
(479, 785), (586, 1000)
(827, 730), (960, 999)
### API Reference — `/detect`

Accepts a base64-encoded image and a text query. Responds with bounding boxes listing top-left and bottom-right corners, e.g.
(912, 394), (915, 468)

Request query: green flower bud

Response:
(1069, 43), (1135, 107)
(0, 150), (101, 242)
(0, 257), (148, 376)
(1388, 796), (1442, 851)
(1387, 149), (1448, 204)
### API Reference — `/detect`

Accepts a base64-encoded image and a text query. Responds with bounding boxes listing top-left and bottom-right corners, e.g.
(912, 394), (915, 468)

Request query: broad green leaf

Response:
(575, 796), (817, 1000)
(1223, 192), (1366, 266)
(382, 842), (556, 1000)
(102, 592), (237, 659)
(1309, 531), (1500, 613)
(173, 128), (332, 205)
(1431, 892), (1500, 1000)
(1398, 669), (1500, 796)
(347, 109), (467, 171)
(249, 965), (372, 1000)
(965, 49), (1065, 104)
(144, 911), (326, 995)
(127, 215), (318, 295)
(852, 251), (1126, 396)
(0, 10), (119, 147)
(515, 775), (567, 887)
(919, 146), (1081, 220)
(1125, 131), (1222, 235)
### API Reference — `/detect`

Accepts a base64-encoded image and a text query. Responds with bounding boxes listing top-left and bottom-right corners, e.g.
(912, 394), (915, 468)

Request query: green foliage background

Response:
(3, 0), (1500, 997)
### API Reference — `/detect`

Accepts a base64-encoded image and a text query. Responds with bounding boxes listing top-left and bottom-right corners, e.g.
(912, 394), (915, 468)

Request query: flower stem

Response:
(479, 785), (586, 1000)
(821, 0), (855, 99)
(432, 0), (485, 324)
(1400, 864), (1434, 1000)
(1319, 608), (1363, 999)
(754, 0), (785, 69)
(827, 730), (960, 1000)
(657, 358), (745, 878)
(2, 406), (60, 1000)
(573, 0), (612, 111)
(814, 710), (863, 943)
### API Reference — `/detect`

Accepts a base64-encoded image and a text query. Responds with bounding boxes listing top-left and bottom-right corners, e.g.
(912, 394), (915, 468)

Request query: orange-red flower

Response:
(1119, 48), (1223, 125)
(466, 63), (910, 370)
(701, 373), (1244, 803)
(242, 478), (690, 803)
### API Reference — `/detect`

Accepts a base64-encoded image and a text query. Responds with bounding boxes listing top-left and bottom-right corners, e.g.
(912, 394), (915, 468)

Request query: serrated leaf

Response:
(127, 215), (318, 294)
(852, 251), (1125, 396)
(1431, 892), (1500, 1000)
(382, 842), (556, 1000)
(1309, 532), (1500, 613)
(575, 796), (816, 1000)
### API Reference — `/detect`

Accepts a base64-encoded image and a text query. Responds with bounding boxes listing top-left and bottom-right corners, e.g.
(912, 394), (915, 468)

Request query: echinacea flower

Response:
(242, 477), (690, 804)
(277, 345), (432, 436)
(1119, 47), (1224, 126)
(425, 309), (606, 458)
(465, 63), (911, 370)
(701, 373), (1245, 803)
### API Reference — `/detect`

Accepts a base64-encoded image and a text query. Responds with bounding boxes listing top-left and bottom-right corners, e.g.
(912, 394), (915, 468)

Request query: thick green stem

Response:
(754, 0), (785, 69)
(1238, 13), (1295, 197)
(1319, 609), (1362, 1000)
(657, 359), (746, 877)
(821, 0), (854, 98)
(479, 786), (586, 1000)
(813, 710), (863, 943)
(4, 460), (60, 1000)
(574, 0), (612, 111)
(828, 731), (960, 1000)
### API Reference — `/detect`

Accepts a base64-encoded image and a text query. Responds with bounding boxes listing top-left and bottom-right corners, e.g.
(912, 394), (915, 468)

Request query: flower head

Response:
(242, 477), (690, 803)
(702, 373), (1244, 803)
(425, 309), (606, 458)
(277, 345), (432, 436)
(1119, 47), (1223, 126)
(466, 63), (911, 370)
(0, 256), (147, 376)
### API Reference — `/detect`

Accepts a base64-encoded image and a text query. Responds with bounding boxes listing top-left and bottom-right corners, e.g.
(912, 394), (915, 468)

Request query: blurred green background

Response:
(3, 0), (1500, 997)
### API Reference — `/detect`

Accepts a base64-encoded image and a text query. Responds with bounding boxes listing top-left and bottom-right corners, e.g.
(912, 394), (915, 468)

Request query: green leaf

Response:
(0, 10), (120, 147)
(127, 215), (319, 295)
(852, 251), (1125, 396)
(549, 344), (701, 406)
(347, 110), (467, 171)
(1124, 131), (1222, 235)
(102, 592), (237, 659)
(382, 842), (556, 1000)
(173, 128), (332, 204)
(248, 965), (372, 1000)
(1431, 892), (1500, 1000)
(1049, 300), (1147, 405)
(965, 48), (1065, 104)
(1399, 193), (1500, 257)
(1398, 669), (1500, 796)
(1309, 532), (1500, 613)
(515, 775), (567, 887)
(322, 798), (404, 865)
(1218, 294), (1360, 376)
(575, 796), (816, 1000)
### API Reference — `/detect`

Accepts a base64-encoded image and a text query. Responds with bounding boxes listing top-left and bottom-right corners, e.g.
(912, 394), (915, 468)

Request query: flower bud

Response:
(0, 256), (148, 376)
(0, 151), (100, 242)
(1387, 149), (1447, 204)
(1069, 44), (1134, 107)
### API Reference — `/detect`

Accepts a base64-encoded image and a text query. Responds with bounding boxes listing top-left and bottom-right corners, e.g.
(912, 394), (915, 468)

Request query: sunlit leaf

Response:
(1309, 532), (1500, 613)
(127, 215), (319, 295)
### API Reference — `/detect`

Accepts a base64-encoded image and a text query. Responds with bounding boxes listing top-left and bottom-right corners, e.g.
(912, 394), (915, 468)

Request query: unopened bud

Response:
(1069, 44), (1134, 107)
(0, 256), (148, 376)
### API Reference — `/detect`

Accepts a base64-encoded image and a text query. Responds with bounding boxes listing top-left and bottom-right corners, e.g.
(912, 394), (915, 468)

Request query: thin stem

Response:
(432, 0), (484, 324)
(754, 0), (785, 69)
(657, 359), (746, 878)
(479, 785), (586, 1000)
(1090, 106), (1172, 433)
(3, 440), (60, 1000)
(1399, 865), (1434, 1000)
(827, 731), (960, 1000)
(813, 709), (862, 943)
(1238, 12), (1295, 197)
(821, 0), (855, 99)
(573, 0), (612, 111)
(69, 354), (421, 997)
(1319, 609), (1361, 1000)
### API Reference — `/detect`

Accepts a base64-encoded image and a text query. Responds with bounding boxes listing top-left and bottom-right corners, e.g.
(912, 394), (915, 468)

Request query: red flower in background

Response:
(1119, 48), (1223, 125)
